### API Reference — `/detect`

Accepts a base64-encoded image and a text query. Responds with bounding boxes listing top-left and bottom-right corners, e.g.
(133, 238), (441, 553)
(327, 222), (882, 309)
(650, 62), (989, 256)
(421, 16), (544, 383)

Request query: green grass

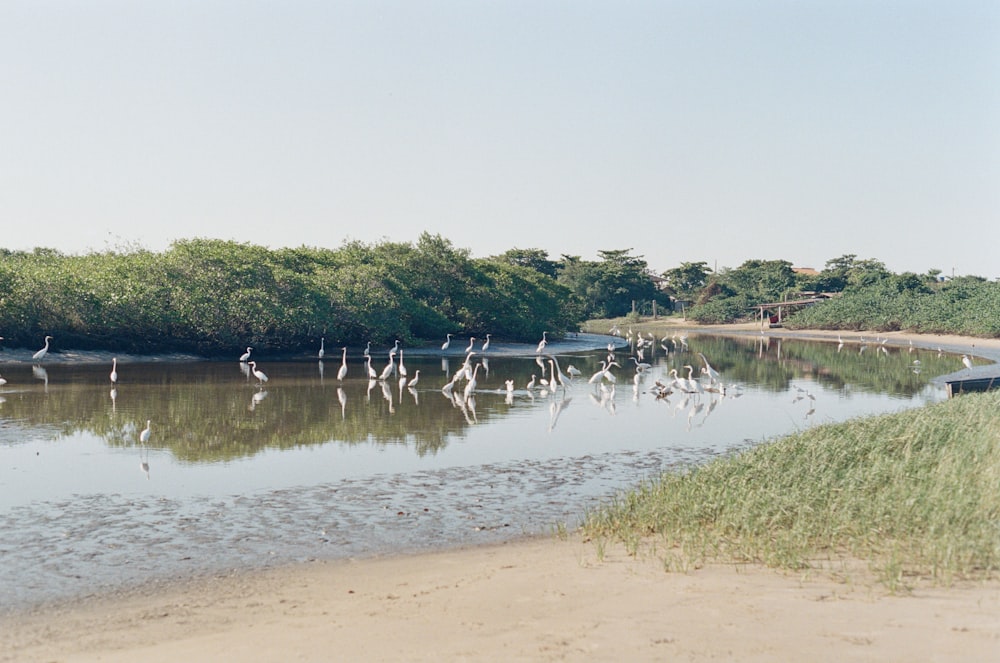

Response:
(583, 391), (1000, 588)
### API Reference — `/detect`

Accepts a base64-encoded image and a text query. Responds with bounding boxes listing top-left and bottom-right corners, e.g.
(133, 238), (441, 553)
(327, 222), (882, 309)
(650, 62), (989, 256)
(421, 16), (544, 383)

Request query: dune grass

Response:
(583, 391), (1000, 588)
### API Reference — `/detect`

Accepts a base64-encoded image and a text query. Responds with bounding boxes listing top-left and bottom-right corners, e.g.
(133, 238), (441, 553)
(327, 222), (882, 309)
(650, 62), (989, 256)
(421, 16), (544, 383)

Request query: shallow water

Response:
(0, 333), (965, 611)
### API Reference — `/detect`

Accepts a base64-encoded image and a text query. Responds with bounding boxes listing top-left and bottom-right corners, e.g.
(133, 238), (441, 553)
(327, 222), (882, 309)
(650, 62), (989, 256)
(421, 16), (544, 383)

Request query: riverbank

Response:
(4, 323), (999, 662)
(5, 533), (999, 663)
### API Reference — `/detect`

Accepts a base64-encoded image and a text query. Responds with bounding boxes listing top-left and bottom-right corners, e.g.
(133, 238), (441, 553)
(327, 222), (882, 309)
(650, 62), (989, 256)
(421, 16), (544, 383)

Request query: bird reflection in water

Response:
(139, 419), (151, 479)
(337, 387), (347, 419)
(250, 389), (268, 410)
(32, 365), (48, 392)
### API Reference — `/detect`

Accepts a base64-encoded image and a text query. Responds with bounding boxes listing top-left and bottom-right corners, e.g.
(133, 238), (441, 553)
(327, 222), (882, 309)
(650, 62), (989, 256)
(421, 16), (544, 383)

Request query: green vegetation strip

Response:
(583, 391), (1000, 587)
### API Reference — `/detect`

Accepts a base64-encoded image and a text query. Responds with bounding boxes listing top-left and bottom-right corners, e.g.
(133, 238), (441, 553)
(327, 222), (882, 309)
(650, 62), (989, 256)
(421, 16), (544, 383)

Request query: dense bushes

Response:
(0, 235), (583, 355)
(787, 276), (1000, 337)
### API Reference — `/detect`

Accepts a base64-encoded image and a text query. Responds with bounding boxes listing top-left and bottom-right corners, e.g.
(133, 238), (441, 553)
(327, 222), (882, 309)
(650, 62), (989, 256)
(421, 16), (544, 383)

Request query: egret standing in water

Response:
(33, 335), (53, 362)
(110, 358), (118, 384)
(337, 347), (348, 381)
(464, 364), (480, 400)
(481, 334), (491, 352)
(379, 351), (396, 381)
(535, 331), (548, 353)
(139, 419), (151, 479)
(248, 361), (268, 385)
(962, 355), (974, 370)
(465, 337), (477, 353)
(239, 346), (252, 363)
(441, 334), (453, 351)
(318, 337), (325, 359)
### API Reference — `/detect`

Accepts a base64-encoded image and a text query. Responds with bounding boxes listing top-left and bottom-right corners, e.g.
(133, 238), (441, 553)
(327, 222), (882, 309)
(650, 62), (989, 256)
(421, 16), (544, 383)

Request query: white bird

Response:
(408, 369), (420, 388)
(535, 331), (548, 354)
(548, 356), (569, 387)
(110, 358), (118, 384)
(630, 357), (652, 373)
(318, 337), (325, 359)
(526, 374), (537, 390)
(33, 335), (53, 361)
(398, 348), (408, 378)
(337, 347), (348, 381)
(248, 360), (268, 384)
(566, 364), (582, 377)
(465, 337), (477, 353)
(697, 352), (720, 383)
(588, 361), (608, 384)
(0, 373), (7, 387)
(962, 355), (974, 370)
(481, 334), (491, 352)
(441, 333), (453, 351)
(682, 365), (704, 394)
(363, 341), (371, 358)
(464, 364), (480, 400)
(366, 355), (378, 379)
(139, 419), (151, 445)
(239, 346), (252, 362)
(379, 352), (396, 381)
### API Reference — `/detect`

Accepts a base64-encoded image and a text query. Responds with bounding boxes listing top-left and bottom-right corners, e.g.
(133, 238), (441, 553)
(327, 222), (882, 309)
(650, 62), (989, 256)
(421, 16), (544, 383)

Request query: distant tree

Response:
(661, 261), (711, 298)
(494, 248), (558, 278)
(722, 259), (796, 303)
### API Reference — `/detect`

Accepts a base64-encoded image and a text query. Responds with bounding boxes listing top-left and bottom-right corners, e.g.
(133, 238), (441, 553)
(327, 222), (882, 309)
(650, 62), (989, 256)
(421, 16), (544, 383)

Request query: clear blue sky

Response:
(2, 1), (998, 278)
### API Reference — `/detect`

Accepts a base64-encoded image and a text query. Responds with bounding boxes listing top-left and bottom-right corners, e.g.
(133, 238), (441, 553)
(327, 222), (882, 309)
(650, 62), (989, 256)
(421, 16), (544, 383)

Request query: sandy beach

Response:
(4, 535), (999, 663)
(4, 326), (1000, 662)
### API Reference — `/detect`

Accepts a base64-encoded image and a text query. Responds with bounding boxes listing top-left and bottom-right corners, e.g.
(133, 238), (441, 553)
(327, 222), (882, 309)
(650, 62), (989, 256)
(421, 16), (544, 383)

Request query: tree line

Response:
(1, 239), (996, 356)
(0, 235), (666, 355)
(661, 255), (1000, 337)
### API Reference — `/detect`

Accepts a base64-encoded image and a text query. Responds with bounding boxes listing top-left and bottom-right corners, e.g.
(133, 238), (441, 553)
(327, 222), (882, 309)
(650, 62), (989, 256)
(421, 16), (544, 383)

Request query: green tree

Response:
(661, 261), (711, 298)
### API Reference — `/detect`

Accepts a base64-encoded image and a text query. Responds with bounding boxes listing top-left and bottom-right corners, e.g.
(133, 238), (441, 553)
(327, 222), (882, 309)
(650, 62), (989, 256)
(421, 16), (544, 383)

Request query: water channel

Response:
(0, 332), (975, 611)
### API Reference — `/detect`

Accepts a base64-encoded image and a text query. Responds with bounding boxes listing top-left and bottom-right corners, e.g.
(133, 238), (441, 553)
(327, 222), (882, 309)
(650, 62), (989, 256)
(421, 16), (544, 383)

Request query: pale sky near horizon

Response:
(2, 1), (998, 278)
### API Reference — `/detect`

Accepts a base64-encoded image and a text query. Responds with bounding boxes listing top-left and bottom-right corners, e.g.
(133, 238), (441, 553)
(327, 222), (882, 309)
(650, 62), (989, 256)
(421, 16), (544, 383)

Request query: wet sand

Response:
(4, 324), (999, 662)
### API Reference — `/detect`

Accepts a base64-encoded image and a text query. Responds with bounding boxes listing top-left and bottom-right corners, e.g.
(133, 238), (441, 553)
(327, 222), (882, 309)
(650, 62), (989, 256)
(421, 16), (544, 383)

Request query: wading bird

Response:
(464, 364), (480, 400)
(962, 355), (974, 370)
(110, 358), (118, 384)
(465, 337), (477, 353)
(535, 331), (548, 354)
(248, 361), (268, 385)
(337, 347), (348, 381)
(318, 337), (325, 359)
(239, 346), (252, 363)
(379, 352), (396, 381)
(441, 333), (453, 351)
(33, 335), (53, 362)
(481, 334), (491, 352)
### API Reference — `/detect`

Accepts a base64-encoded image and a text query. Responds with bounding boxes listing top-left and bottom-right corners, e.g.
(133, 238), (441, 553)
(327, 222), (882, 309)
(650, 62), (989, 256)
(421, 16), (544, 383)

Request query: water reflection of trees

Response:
(682, 334), (956, 395)
(0, 337), (957, 462)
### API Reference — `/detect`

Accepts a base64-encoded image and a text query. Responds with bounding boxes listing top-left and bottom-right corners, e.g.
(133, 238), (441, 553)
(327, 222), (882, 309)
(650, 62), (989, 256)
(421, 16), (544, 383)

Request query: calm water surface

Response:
(0, 333), (967, 610)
